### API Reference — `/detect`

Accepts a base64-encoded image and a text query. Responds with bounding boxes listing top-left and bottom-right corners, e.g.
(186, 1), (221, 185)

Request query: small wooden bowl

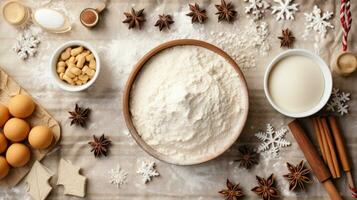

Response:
(123, 39), (249, 165)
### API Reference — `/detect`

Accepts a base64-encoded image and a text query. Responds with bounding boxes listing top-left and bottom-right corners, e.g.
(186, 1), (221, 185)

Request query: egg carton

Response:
(0, 67), (61, 187)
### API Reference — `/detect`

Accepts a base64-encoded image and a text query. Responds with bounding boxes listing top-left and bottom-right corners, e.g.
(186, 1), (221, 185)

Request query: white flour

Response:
(130, 46), (247, 164)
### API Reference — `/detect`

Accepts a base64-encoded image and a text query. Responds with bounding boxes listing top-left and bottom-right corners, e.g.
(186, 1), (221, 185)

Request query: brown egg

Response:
(0, 133), (8, 154)
(3, 118), (30, 142)
(6, 143), (31, 167)
(0, 156), (10, 180)
(8, 94), (35, 118)
(28, 126), (53, 149)
(0, 104), (10, 127)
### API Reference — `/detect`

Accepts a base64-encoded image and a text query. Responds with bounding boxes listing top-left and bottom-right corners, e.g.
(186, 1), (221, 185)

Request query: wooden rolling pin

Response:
(288, 120), (342, 200)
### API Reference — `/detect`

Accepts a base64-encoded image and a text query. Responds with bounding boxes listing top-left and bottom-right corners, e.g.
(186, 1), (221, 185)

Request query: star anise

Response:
(215, 0), (237, 22)
(123, 8), (146, 29)
(278, 28), (295, 48)
(283, 160), (312, 191)
(68, 104), (90, 127)
(88, 134), (111, 157)
(186, 3), (207, 24)
(219, 179), (244, 200)
(155, 14), (174, 31)
(234, 145), (259, 169)
(251, 174), (279, 200)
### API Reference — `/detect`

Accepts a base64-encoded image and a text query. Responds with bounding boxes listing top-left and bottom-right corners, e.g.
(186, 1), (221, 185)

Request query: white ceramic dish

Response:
(50, 40), (100, 92)
(264, 49), (332, 118)
(32, 8), (72, 33)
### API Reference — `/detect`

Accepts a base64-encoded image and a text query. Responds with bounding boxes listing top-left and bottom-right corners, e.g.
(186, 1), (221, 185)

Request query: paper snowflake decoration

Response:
(12, 29), (40, 60)
(136, 160), (159, 183)
(326, 88), (350, 116)
(304, 5), (334, 38)
(244, 0), (270, 20)
(255, 124), (291, 158)
(108, 164), (128, 188)
(271, 0), (299, 21)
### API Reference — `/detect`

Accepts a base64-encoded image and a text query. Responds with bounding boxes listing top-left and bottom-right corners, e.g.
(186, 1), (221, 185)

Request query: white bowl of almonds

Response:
(50, 40), (100, 92)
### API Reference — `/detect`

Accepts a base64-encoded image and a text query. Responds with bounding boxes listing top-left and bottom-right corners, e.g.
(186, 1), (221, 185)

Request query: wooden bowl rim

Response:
(123, 39), (249, 165)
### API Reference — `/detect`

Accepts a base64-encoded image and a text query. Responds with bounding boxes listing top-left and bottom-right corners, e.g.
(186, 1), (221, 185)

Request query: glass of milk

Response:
(264, 49), (332, 118)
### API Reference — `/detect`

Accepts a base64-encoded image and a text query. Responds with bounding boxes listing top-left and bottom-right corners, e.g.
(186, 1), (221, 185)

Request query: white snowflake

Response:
(326, 88), (351, 116)
(107, 164), (128, 188)
(136, 160), (159, 183)
(304, 5), (334, 38)
(271, 0), (299, 21)
(244, 0), (270, 20)
(12, 29), (40, 60)
(255, 124), (291, 158)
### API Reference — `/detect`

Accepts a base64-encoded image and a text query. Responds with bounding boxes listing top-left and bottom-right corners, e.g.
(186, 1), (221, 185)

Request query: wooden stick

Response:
(318, 118), (337, 178)
(328, 116), (350, 171)
(288, 120), (342, 200)
(328, 116), (356, 189)
(323, 180), (344, 200)
(312, 117), (327, 162)
(321, 118), (341, 178)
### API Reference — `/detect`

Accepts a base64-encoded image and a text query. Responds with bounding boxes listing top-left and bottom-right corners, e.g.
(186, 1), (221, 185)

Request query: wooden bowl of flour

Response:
(123, 39), (249, 165)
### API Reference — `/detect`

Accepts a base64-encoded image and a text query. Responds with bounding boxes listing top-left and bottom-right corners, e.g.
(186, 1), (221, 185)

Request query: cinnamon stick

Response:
(288, 120), (342, 200)
(328, 116), (356, 189)
(328, 116), (350, 172)
(312, 117), (327, 162)
(321, 118), (341, 178)
(318, 118), (337, 178)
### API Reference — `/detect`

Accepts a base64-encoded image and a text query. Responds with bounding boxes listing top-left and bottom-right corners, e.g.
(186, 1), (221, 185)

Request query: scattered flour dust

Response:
(130, 46), (248, 164)
(0, 186), (31, 200)
(207, 20), (270, 69)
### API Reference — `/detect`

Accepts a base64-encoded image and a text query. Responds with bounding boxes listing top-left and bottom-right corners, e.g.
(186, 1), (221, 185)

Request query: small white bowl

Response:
(50, 40), (100, 92)
(264, 49), (332, 118)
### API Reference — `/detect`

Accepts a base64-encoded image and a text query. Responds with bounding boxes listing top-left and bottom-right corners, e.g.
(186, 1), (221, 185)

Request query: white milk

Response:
(268, 55), (325, 114)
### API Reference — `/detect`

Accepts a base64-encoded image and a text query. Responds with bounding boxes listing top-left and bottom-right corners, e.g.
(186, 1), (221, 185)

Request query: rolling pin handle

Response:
(323, 180), (343, 200)
(288, 120), (342, 200)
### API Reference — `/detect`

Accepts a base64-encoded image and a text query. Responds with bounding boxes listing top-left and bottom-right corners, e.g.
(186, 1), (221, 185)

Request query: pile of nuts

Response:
(56, 46), (96, 85)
